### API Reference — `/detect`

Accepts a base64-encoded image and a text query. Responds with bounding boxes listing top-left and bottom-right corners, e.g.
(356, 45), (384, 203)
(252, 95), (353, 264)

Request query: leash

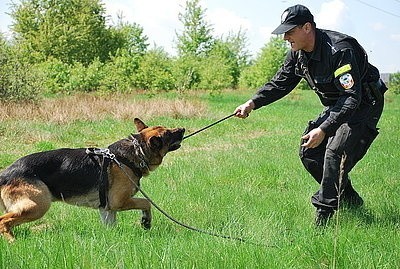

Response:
(114, 157), (247, 244)
(118, 162), (272, 247)
(183, 113), (236, 140)
(89, 147), (275, 248)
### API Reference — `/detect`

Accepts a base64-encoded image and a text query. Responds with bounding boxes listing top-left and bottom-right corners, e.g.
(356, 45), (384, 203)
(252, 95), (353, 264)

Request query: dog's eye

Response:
(149, 136), (163, 149)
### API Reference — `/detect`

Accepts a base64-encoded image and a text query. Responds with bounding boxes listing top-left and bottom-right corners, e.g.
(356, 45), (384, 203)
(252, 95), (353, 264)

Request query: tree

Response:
(175, 0), (214, 57)
(174, 1), (252, 91)
(0, 35), (42, 101)
(195, 37), (245, 91)
(222, 29), (251, 72)
(196, 47), (234, 92)
(214, 29), (251, 88)
(11, 0), (112, 65)
(239, 36), (288, 89)
(109, 20), (149, 59)
(133, 47), (175, 92)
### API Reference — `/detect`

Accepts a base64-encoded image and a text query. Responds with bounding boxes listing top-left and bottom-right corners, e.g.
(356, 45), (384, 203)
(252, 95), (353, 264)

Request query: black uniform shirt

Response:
(251, 28), (373, 135)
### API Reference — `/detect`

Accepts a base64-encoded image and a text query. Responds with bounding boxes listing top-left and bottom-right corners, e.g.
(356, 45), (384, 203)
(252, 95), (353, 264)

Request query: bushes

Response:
(196, 53), (234, 92)
(38, 59), (106, 94)
(67, 60), (104, 93)
(37, 59), (70, 94)
(2, 0), (255, 99)
(0, 38), (285, 100)
(133, 48), (175, 91)
(1, 0), (290, 100)
(0, 40), (42, 102)
(389, 72), (400, 94)
(38, 56), (132, 94)
(239, 37), (287, 89)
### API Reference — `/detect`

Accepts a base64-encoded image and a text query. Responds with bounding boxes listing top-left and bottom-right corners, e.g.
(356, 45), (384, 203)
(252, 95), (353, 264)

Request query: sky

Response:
(1, 0), (399, 73)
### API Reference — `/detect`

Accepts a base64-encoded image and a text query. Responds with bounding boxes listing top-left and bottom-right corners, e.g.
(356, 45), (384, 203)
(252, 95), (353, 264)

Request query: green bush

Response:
(99, 49), (139, 93)
(197, 53), (233, 92)
(172, 55), (201, 92)
(0, 40), (42, 101)
(66, 59), (104, 92)
(38, 51), (141, 94)
(37, 58), (70, 94)
(389, 72), (400, 94)
(239, 37), (287, 89)
(133, 48), (175, 92)
(195, 40), (240, 92)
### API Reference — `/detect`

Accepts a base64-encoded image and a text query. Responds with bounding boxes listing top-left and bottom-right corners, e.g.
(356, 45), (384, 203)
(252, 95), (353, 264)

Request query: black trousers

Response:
(299, 99), (384, 212)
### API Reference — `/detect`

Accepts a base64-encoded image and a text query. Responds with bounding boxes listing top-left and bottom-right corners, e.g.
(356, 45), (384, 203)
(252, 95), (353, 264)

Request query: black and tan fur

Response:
(0, 118), (185, 242)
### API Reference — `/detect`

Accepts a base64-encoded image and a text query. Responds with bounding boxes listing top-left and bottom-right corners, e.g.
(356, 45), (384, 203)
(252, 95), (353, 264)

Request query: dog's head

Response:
(133, 118), (185, 171)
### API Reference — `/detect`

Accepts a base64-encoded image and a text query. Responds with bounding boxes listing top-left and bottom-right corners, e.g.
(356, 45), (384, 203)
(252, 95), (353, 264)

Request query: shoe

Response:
(341, 190), (364, 208)
(315, 209), (334, 227)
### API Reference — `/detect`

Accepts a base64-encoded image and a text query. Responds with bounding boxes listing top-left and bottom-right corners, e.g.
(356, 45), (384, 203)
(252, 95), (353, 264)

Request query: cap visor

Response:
(272, 24), (297, 35)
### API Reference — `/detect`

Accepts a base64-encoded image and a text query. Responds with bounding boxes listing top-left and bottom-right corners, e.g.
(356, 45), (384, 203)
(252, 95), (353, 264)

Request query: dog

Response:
(0, 118), (185, 242)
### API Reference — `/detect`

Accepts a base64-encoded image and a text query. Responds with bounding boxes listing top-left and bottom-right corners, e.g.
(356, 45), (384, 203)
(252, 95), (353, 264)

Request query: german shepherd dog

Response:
(0, 118), (185, 242)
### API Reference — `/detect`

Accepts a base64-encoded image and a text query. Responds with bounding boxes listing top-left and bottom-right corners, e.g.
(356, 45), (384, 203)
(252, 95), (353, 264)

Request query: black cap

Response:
(272, 5), (314, 35)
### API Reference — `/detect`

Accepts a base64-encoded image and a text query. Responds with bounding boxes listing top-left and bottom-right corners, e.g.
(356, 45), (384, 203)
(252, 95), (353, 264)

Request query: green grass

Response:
(0, 89), (399, 268)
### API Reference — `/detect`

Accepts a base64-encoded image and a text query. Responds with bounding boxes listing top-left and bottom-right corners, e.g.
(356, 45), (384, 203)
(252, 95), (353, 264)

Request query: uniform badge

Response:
(339, 73), (354, 90)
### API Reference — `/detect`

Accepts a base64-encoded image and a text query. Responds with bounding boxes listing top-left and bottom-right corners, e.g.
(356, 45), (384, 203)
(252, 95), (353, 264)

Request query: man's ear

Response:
(134, 118), (148, 132)
(304, 22), (312, 33)
(149, 136), (163, 150)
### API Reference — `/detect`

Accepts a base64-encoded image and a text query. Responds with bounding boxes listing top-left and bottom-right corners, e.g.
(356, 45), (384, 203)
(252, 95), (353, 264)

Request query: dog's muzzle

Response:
(168, 128), (185, 151)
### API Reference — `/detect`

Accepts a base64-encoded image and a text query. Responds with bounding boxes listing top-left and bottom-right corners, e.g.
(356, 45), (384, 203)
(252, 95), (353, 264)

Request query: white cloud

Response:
(315, 0), (347, 30)
(390, 34), (400, 42)
(104, 0), (185, 25)
(207, 8), (252, 36)
(256, 26), (275, 44)
(371, 22), (385, 31)
(258, 26), (273, 42)
(103, 0), (186, 53)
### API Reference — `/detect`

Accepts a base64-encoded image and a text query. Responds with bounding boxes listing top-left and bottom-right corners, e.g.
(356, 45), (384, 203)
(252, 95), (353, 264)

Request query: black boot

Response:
(340, 184), (364, 208)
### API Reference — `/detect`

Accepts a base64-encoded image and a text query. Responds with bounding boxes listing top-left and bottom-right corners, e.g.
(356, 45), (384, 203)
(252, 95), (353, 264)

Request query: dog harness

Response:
(86, 142), (147, 209)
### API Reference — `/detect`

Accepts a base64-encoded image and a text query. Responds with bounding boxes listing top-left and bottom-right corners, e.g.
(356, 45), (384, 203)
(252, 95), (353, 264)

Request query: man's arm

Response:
(318, 48), (363, 135)
(235, 51), (302, 117)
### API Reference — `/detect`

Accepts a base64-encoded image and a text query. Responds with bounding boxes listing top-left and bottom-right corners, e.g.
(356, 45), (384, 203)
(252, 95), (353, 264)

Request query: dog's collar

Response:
(104, 133), (149, 178)
(85, 145), (146, 179)
(128, 134), (150, 172)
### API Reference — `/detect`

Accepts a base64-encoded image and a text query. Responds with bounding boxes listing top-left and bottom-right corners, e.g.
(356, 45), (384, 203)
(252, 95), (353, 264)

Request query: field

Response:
(0, 89), (399, 268)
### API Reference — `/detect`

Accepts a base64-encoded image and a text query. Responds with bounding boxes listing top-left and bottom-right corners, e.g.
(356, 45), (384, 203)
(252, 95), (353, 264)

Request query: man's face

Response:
(283, 25), (308, 51)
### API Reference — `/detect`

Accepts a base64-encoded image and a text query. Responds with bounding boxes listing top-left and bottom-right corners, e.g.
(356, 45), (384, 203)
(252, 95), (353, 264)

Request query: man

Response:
(234, 4), (387, 226)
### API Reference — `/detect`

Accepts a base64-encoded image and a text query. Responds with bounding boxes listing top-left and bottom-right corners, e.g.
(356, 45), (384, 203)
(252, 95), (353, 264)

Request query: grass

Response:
(0, 89), (399, 268)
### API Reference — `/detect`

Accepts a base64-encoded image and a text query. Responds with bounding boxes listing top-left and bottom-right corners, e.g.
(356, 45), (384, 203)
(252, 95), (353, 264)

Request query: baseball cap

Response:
(272, 5), (314, 35)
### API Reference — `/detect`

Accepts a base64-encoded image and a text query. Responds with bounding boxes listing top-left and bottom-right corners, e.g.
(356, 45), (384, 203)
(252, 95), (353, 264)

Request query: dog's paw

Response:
(140, 217), (151, 230)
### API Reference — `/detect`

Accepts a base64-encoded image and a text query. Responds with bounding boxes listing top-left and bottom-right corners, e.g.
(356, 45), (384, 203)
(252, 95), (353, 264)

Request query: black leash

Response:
(89, 147), (276, 248)
(183, 113), (236, 140)
(119, 163), (274, 247)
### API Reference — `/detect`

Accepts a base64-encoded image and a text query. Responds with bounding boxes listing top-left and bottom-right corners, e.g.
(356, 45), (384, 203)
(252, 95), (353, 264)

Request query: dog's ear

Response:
(149, 136), (163, 150)
(134, 118), (148, 132)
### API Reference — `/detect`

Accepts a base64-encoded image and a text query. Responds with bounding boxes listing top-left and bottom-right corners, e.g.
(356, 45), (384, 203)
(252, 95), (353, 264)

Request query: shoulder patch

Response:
(339, 73), (354, 90)
(334, 64), (352, 78)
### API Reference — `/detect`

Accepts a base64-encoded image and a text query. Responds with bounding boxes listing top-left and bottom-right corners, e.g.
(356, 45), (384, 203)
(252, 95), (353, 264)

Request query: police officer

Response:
(234, 4), (387, 226)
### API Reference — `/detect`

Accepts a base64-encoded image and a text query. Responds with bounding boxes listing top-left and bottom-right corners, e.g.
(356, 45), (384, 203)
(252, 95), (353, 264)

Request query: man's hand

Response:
(234, 100), (255, 118)
(301, 127), (326, 148)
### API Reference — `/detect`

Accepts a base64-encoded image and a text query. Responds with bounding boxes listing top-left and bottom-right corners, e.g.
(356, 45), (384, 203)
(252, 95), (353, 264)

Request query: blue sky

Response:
(1, 0), (399, 73)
